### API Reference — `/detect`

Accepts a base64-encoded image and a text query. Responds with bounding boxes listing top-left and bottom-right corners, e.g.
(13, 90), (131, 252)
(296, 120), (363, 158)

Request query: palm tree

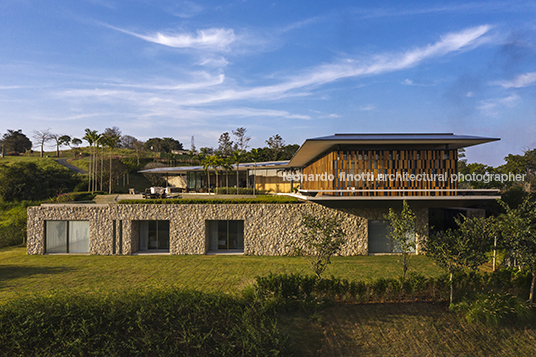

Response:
(231, 150), (242, 195)
(83, 129), (99, 193)
(103, 133), (121, 194)
(208, 155), (223, 193)
(250, 148), (261, 196)
(220, 157), (233, 194)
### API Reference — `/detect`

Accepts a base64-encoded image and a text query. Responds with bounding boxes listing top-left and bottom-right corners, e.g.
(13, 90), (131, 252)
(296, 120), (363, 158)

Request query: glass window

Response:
(46, 221), (67, 253)
(45, 221), (89, 253)
(138, 220), (170, 251)
(69, 221), (89, 253)
(207, 220), (244, 251)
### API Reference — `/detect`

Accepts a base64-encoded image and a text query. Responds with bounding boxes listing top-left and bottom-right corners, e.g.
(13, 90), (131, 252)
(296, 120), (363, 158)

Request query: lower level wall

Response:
(27, 202), (428, 256)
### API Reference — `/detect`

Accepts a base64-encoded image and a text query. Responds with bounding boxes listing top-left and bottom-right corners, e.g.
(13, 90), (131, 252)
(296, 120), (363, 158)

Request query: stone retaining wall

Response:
(27, 202), (428, 256)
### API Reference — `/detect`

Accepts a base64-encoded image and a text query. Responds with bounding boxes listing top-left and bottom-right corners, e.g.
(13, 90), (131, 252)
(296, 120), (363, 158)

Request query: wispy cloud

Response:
(402, 78), (435, 87)
(492, 71), (536, 88)
(55, 25), (495, 123)
(109, 26), (236, 51)
(179, 25), (495, 104)
(359, 105), (376, 111)
(477, 93), (520, 115)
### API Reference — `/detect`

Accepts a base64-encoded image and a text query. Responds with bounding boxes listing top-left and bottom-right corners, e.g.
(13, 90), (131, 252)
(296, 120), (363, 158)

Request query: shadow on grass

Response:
(0, 265), (75, 289)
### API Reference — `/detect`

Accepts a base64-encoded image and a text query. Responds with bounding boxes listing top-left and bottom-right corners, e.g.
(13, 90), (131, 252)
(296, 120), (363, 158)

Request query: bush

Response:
(450, 292), (533, 325)
(42, 192), (97, 203)
(0, 201), (39, 248)
(0, 289), (286, 356)
(214, 187), (270, 195)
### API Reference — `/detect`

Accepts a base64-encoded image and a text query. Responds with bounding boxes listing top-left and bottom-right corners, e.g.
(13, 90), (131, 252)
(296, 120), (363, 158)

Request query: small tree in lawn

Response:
(385, 200), (419, 279)
(498, 198), (536, 303)
(425, 216), (494, 305)
(288, 214), (346, 280)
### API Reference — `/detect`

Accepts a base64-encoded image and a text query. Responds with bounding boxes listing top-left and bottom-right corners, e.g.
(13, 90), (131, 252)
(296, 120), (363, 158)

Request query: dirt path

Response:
(56, 159), (86, 174)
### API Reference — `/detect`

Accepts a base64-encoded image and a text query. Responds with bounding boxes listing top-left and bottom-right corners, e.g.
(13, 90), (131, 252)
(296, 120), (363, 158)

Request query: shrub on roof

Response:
(118, 195), (301, 204)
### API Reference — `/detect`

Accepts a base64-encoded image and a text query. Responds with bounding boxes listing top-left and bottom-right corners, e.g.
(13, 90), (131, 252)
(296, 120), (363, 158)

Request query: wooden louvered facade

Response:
(301, 149), (457, 196)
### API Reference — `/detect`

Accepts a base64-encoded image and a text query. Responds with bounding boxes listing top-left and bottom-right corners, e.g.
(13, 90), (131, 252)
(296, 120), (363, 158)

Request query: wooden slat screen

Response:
(301, 149), (457, 196)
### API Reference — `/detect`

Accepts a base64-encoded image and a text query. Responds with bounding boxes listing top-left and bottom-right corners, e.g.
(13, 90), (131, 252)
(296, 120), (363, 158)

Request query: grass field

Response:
(2, 246), (535, 356)
(0, 246), (443, 302)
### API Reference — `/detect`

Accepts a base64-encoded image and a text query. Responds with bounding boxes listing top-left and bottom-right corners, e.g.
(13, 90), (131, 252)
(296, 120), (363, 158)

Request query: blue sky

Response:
(1, 0), (535, 166)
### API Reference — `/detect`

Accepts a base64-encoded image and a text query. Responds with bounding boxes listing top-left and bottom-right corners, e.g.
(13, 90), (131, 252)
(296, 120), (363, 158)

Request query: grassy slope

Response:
(0, 247), (443, 302)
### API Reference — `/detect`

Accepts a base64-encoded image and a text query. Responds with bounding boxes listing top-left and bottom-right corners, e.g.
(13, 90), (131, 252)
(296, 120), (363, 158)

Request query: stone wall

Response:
(27, 202), (429, 256)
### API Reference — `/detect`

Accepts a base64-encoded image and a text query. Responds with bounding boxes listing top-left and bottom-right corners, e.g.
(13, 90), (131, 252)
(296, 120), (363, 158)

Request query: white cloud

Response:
(359, 105), (376, 111)
(492, 72), (536, 88)
(477, 94), (520, 115)
(174, 25), (495, 104)
(111, 26), (236, 51)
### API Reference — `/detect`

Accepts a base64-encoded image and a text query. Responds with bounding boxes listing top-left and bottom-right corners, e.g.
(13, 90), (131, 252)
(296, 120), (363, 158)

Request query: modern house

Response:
(27, 133), (501, 256)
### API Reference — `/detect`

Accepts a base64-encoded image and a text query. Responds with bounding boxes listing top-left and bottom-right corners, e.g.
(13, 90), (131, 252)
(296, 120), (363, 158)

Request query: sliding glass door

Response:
(207, 220), (244, 251)
(139, 220), (169, 251)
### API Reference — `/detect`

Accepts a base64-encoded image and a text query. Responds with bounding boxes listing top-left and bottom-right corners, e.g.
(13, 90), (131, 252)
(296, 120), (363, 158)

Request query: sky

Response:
(0, 0), (535, 166)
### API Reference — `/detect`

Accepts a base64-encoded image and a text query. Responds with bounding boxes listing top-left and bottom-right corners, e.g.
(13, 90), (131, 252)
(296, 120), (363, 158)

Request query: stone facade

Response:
(27, 202), (429, 256)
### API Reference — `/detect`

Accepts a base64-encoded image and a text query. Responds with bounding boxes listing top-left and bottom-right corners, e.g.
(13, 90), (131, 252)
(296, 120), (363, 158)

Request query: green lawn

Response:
(0, 246), (443, 302)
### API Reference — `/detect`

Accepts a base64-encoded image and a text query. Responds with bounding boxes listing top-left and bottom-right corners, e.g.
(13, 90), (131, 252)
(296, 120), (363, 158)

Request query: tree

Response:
(71, 138), (82, 159)
(232, 127), (250, 154)
(250, 148), (262, 195)
(144, 137), (183, 155)
(119, 135), (137, 149)
(1, 130), (32, 155)
(50, 134), (71, 157)
(385, 200), (419, 279)
(83, 129), (100, 192)
(0, 161), (81, 202)
(498, 198), (536, 303)
(218, 132), (234, 157)
(287, 214), (346, 280)
(102, 130), (121, 194)
(207, 154), (223, 191)
(279, 144), (300, 160)
(231, 150), (242, 195)
(266, 134), (284, 161)
(32, 129), (53, 158)
(425, 216), (494, 304)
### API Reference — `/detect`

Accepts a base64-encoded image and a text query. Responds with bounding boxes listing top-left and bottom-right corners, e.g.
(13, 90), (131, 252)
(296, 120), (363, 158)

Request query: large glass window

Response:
(45, 221), (89, 253)
(368, 220), (415, 254)
(139, 220), (170, 251)
(206, 220), (244, 251)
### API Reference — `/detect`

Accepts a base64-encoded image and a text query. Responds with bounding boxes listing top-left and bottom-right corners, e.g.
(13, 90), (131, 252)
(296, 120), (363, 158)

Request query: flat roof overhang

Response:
(139, 160), (291, 174)
(297, 195), (501, 209)
(288, 133), (500, 167)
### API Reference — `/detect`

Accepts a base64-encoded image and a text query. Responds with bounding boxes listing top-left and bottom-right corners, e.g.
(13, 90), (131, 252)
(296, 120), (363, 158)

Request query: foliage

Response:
(450, 292), (533, 325)
(498, 197), (536, 303)
(424, 215), (495, 304)
(144, 137), (183, 153)
(0, 289), (286, 356)
(0, 129), (32, 155)
(0, 161), (81, 202)
(384, 200), (419, 278)
(42, 192), (97, 203)
(217, 132), (234, 157)
(214, 187), (270, 195)
(0, 201), (39, 248)
(119, 195), (300, 204)
(287, 215), (346, 280)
